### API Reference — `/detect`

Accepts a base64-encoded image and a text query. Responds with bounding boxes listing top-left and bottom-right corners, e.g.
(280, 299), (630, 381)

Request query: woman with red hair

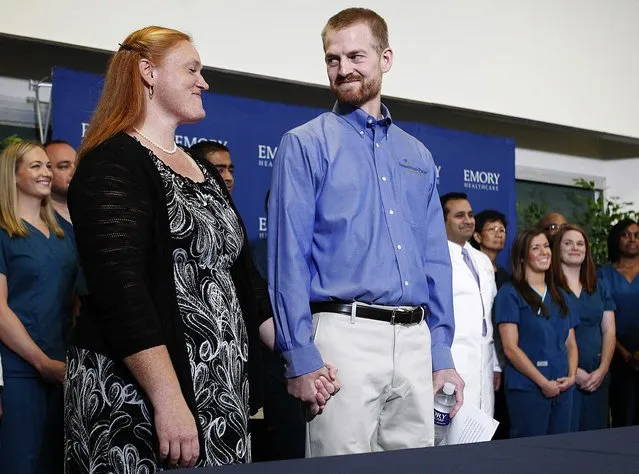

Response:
(551, 225), (615, 431)
(64, 26), (274, 471)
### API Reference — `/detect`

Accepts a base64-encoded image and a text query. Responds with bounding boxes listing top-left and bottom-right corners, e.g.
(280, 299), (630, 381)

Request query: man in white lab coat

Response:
(441, 193), (500, 416)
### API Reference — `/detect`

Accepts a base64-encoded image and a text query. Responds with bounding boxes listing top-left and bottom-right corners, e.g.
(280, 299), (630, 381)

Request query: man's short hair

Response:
(188, 140), (230, 163)
(321, 8), (389, 54)
(44, 139), (72, 148)
(439, 192), (468, 219)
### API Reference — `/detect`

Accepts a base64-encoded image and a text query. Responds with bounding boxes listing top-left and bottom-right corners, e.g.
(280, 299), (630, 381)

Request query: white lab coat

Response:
(448, 241), (499, 416)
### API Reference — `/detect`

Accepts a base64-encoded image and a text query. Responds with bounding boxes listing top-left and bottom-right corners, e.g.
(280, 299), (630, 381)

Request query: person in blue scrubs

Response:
(0, 141), (77, 474)
(599, 219), (639, 427)
(495, 228), (579, 438)
(552, 225), (616, 431)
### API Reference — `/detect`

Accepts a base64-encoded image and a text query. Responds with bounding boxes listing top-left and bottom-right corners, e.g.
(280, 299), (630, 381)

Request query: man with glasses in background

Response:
(537, 212), (568, 242)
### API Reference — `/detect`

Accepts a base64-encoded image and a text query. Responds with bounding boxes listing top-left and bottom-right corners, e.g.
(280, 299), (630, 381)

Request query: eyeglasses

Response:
(546, 223), (567, 232)
(484, 226), (506, 235)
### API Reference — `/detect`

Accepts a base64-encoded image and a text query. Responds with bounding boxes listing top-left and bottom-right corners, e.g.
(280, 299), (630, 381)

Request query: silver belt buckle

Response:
(391, 307), (408, 325)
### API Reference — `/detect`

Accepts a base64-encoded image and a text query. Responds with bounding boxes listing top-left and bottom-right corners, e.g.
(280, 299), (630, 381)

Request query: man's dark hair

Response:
(439, 192), (468, 219)
(188, 140), (230, 163)
(44, 139), (72, 148)
(470, 209), (507, 249)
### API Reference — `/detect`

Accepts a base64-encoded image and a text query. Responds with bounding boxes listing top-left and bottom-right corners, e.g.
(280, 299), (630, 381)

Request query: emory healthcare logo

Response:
(463, 169), (500, 192)
(257, 145), (277, 168)
(80, 123), (229, 148)
(258, 216), (267, 240)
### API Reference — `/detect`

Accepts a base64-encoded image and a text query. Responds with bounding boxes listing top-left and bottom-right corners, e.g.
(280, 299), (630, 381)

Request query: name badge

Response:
(536, 361), (548, 367)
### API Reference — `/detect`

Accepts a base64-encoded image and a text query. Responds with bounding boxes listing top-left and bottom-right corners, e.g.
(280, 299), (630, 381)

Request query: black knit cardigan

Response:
(68, 132), (271, 451)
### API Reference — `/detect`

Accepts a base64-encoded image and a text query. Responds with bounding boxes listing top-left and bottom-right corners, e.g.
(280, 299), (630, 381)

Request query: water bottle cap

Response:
(443, 382), (455, 395)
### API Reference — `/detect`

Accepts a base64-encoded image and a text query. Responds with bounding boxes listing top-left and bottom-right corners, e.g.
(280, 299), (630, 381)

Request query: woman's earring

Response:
(148, 85), (154, 100)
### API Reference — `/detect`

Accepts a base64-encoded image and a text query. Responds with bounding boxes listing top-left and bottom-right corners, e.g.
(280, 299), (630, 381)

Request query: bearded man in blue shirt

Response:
(268, 7), (463, 457)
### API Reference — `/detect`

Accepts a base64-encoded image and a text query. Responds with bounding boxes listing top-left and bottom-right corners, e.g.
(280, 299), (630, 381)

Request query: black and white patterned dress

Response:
(65, 149), (249, 472)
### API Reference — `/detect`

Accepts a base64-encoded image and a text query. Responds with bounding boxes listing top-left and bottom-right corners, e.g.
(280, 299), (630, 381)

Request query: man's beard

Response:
(331, 72), (382, 107)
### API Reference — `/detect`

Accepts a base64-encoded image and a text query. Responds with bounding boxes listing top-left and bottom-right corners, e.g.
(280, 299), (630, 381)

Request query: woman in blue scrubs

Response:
(495, 228), (579, 438)
(552, 225), (616, 431)
(599, 219), (639, 427)
(0, 141), (76, 473)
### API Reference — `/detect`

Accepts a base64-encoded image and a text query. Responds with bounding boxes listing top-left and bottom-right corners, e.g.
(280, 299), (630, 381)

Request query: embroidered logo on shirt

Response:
(399, 158), (428, 176)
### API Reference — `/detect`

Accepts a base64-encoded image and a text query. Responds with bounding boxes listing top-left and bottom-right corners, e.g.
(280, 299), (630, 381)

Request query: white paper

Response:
(439, 404), (499, 446)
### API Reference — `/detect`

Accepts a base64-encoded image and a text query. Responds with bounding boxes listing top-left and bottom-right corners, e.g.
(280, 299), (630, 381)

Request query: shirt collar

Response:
(332, 101), (393, 135)
(447, 240), (473, 258)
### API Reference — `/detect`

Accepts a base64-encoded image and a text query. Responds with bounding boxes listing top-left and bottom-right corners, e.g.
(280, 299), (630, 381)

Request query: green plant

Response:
(516, 199), (549, 230)
(517, 179), (639, 266)
(572, 179), (639, 266)
(0, 134), (23, 152)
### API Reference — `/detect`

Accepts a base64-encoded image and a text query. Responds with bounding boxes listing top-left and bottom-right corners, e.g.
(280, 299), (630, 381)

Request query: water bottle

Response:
(433, 382), (456, 446)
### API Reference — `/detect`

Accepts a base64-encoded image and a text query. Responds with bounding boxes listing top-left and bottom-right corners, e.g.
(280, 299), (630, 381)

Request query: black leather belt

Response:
(310, 302), (426, 325)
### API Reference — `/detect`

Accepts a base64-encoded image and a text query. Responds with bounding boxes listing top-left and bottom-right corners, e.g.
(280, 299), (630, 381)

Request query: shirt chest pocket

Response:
(396, 159), (430, 226)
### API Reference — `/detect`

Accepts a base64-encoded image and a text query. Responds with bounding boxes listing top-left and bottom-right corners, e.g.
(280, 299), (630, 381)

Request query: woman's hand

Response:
(582, 368), (605, 392)
(154, 396), (200, 468)
(540, 379), (560, 398)
(575, 368), (590, 388)
(556, 375), (575, 392)
(37, 358), (66, 385)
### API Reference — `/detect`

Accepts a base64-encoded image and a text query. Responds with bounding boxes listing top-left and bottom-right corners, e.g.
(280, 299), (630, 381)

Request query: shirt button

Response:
(397, 244), (402, 250)
(389, 209), (394, 215)
(376, 143), (380, 148)
(404, 280), (409, 286)
(360, 131), (364, 135)
(381, 176), (387, 182)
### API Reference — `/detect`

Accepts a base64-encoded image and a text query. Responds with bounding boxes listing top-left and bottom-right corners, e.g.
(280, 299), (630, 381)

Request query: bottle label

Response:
(434, 408), (450, 427)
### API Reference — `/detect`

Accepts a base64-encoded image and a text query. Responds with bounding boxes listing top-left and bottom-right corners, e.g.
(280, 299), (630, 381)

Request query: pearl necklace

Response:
(133, 127), (177, 154)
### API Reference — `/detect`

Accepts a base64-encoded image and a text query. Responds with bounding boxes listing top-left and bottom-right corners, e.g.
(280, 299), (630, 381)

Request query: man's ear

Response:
(380, 47), (393, 74)
(473, 232), (483, 246)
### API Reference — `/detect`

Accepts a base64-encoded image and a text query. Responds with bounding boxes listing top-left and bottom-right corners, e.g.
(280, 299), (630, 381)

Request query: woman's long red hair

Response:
(78, 26), (191, 159)
(551, 224), (597, 294)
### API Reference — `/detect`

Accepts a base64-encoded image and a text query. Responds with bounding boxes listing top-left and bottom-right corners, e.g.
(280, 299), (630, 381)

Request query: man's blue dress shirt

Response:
(268, 102), (454, 378)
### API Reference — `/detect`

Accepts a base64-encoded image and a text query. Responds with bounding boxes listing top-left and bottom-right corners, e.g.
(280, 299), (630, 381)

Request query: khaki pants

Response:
(306, 308), (434, 457)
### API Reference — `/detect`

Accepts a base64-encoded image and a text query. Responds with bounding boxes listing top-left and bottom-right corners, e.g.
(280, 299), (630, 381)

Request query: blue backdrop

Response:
(51, 67), (516, 267)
